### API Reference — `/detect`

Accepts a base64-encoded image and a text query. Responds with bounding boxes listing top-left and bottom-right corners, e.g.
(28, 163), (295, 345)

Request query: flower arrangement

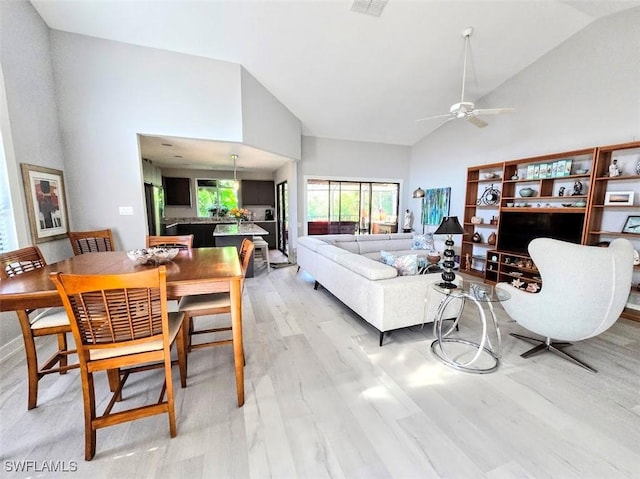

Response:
(229, 207), (250, 221)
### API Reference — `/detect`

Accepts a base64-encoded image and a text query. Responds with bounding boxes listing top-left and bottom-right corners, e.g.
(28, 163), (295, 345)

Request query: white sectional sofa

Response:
(296, 233), (462, 345)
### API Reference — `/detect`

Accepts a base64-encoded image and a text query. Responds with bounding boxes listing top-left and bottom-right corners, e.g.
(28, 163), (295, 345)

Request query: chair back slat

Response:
(68, 229), (115, 255)
(0, 246), (46, 279)
(146, 235), (193, 250)
(51, 267), (168, 350)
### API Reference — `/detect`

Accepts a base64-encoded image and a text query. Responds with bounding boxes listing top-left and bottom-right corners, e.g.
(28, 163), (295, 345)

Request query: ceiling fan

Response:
(416, 27), (515, 128)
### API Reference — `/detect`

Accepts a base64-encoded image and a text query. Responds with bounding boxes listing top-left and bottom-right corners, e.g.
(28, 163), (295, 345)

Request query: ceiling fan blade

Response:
(467, 115), (488, 128)
(415, 113), (452, 122)
(473, 107), (515, 116)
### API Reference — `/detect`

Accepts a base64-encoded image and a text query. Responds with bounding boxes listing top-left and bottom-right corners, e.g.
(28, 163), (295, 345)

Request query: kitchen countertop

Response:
(164, 217), (276, 225)
(213, 223), (270, 236)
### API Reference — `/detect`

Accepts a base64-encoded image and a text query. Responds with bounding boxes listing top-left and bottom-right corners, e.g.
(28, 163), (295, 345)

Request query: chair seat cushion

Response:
(178, 292), (231, 311)
(31, 307), (70, 329)
(89, 312), (185, 360)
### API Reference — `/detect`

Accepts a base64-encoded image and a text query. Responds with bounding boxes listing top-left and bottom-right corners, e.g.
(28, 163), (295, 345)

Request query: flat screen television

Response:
(497, 212), (584, 254)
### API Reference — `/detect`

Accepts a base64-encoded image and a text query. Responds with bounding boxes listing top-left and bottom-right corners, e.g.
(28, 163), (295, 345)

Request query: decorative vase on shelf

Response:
(519, 187), (535, 197)
(487, 232), (497, 246)
(236, 219), (242, 228)
(472, 232), (482, 243)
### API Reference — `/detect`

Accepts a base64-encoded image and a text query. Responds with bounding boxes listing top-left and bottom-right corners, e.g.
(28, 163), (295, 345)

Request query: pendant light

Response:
(231, 154), (239, 191)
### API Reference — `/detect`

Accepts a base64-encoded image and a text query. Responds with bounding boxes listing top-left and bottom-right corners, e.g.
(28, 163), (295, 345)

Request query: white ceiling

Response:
(31, 0), (640, 171)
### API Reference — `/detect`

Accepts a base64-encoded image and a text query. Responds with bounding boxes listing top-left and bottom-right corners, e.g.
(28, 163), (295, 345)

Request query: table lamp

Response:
(434, 216), (465, 289)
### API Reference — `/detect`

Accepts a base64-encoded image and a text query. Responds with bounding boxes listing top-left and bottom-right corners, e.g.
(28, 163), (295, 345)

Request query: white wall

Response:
(241, 68), (302, 161)
(297, 136), (411, 238)
(408, 7), (640, 229)
(0, 0), (68, 350)
(50, 31), (245, 251)
(0, 0), (68, 261)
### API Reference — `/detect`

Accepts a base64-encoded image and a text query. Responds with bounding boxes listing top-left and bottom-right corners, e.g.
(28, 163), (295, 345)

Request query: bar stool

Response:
(252, 236), (270, 271)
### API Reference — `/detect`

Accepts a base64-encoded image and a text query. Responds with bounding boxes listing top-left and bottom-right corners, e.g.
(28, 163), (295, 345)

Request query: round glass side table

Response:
(430, 281), (511, 373)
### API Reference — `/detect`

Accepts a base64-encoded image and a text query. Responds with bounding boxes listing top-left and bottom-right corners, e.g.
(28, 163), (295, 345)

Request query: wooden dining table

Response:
(0, 247), (247, 406)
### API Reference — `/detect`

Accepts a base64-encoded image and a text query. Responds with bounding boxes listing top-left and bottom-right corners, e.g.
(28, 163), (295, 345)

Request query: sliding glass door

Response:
(306, 179), (399, 235)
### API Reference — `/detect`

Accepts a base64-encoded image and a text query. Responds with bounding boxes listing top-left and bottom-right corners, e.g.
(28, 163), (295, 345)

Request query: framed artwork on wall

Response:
(422, 187), (451, 226)
(20, 163), (69, 243)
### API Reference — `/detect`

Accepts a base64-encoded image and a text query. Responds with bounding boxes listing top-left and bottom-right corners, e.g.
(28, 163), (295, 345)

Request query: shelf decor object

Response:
(622, 215), (640, 234)
(434, 216), (465, 289)
(604, 191), (634, 206)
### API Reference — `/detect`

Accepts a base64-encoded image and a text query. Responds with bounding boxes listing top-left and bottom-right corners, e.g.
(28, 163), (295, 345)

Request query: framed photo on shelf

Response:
(20, 163), (69, 244)
(604, 191), (634, 206)
(622, 215), (640, 234)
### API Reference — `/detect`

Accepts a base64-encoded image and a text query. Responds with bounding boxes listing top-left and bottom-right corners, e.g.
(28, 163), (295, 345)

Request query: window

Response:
(0, 130), (16, 252)
(306, 179), (399, 235)
(196, 179), (238, 217)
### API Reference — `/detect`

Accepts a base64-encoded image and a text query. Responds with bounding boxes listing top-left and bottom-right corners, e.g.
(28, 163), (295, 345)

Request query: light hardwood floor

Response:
(1, 259), (639, 478)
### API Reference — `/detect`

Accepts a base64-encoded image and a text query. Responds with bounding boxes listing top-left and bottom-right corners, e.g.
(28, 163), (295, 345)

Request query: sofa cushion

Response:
(296, 236), (329, 253)
(335, 253), (398, 280)
(355, 234), (391, 242)
(380, 250), (396, 266)
(317, 244), (352, 262)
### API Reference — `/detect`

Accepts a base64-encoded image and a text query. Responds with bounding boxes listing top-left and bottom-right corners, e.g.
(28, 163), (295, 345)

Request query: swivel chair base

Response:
(510, 333), (596, 373)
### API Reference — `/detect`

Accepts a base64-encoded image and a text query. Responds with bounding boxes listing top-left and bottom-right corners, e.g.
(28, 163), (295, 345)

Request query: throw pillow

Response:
(393, 254), (418, 276)
(412, 233), (435, 251)
(380, 250), (396, 266)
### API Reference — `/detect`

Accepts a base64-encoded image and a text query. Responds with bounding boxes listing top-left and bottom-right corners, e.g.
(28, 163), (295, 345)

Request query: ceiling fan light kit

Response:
(416, 26), (515, 128)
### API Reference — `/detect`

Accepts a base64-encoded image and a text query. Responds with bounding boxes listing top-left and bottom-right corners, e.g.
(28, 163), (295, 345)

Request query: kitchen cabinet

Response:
(253, 221), (276, 248)
(241, 180), (275, 206)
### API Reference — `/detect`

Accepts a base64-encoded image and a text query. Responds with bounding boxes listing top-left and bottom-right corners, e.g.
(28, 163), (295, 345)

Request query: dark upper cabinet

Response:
(241, 180), (275, 206)
(163, 177), (191, 206)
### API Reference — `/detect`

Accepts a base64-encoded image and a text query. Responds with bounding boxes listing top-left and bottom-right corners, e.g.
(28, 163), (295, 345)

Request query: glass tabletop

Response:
(432, 281), (510, 302)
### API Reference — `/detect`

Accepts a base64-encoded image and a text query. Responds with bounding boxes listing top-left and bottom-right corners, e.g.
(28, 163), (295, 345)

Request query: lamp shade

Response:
(412, 187), (425, 198)
(434, 216), (465, 235)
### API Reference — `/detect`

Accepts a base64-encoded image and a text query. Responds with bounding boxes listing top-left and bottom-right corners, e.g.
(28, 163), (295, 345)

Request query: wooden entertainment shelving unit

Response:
(462, 141), (640, 322)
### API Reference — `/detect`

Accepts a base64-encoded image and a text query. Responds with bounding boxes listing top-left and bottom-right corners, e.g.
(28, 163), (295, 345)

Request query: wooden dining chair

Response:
(50, 266), (188, 460)
(0, 246), (78, 410)
(178, 238), (254, 352)
(68, 228), (115, 255)
(146, 234), (193, 250)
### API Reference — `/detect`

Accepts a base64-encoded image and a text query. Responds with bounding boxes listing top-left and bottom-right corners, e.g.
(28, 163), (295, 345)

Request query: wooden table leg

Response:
(231, 278), (244, 406)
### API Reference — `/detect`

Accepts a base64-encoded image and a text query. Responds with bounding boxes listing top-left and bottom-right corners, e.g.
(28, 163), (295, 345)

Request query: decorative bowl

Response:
(561, 203), (574, 207)
(519, 187), (535, 197)
(506, 202), (514, 207)
(427, 253), (441, 264)
(575, 169), (588, 175)
(127, 247), (179, 265)
(483, 173), (498, 180)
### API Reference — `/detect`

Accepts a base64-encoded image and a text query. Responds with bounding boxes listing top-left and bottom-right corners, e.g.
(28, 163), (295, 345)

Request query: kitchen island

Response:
(165, 219), (276, 248)
(214, 223), (270, 278)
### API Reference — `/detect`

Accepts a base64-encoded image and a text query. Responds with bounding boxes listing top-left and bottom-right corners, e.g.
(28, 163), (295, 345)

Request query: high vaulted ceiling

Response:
(31, 0), (640, 171)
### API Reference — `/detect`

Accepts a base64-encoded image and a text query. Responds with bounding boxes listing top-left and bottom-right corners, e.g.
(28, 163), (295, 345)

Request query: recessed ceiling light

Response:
(351, 0), (388, 17)
(174, 155), (183, 158)
(161, 143), (173, 147)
